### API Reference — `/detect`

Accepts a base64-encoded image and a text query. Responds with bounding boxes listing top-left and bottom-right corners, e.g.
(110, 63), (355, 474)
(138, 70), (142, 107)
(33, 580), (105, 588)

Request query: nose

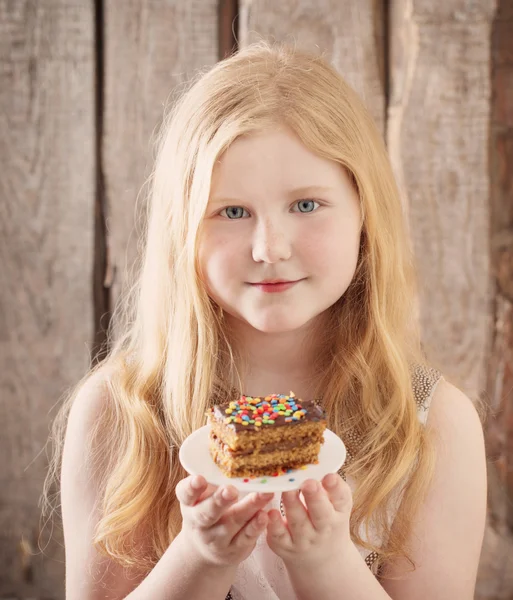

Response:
(251, 218), (292, 264)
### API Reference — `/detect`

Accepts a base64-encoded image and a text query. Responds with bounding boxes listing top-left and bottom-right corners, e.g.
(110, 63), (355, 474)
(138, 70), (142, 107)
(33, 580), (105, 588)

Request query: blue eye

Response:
(293, 199), (320, 213)
(219, 199), (320, 219)
(220, 206), (250, 219)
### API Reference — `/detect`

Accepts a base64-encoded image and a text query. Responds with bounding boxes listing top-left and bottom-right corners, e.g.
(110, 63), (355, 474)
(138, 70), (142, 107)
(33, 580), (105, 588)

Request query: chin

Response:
(246, 313), (310, 334)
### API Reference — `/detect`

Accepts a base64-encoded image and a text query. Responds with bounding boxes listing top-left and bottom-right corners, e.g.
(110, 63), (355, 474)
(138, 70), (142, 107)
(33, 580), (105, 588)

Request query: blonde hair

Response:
(43, 41), (446, 577)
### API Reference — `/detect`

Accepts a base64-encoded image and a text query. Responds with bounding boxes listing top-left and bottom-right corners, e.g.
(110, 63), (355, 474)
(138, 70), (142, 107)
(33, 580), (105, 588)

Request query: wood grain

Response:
(479, 1), (513, 598)
(219, 0), (238, 58)
(387, 0), (496, 399)
(0, 0), (95, 595)
(103, 0), (220, 325)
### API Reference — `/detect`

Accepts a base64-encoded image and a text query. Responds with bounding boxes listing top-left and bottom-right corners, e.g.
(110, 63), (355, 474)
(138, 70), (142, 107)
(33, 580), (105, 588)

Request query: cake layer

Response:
(209, 438), (323, 478)
(210, 430), (324, 456)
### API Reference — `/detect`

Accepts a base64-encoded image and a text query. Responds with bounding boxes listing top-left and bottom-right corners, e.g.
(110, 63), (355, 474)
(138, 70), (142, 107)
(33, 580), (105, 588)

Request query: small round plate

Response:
(179, 425), (347, 493)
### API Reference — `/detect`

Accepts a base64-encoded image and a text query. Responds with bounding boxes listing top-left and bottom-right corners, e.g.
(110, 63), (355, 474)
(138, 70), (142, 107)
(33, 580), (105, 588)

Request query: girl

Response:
(43, 41), (487, 600)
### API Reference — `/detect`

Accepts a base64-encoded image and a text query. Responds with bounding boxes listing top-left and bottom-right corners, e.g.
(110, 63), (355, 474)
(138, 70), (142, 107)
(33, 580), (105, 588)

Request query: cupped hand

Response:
(176, 474), (274, 568)
(266, 473), (353, 569)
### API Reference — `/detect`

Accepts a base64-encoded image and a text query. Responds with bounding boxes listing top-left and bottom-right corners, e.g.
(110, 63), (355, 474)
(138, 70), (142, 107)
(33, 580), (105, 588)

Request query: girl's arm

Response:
(62, 370), (150, 599)
(283, 379), (486, 600)
(125, 531), (236, 600)
(379, 379), (487, 599)
(286, 543), (391, 600)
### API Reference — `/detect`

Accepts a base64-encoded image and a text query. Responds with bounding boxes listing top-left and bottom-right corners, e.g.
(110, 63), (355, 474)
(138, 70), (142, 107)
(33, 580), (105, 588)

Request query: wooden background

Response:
(1, 0), (512, 597)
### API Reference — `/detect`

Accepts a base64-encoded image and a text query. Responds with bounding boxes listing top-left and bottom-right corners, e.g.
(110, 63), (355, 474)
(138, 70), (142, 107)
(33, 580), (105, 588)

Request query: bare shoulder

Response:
(428, 377), (485, 445)
(65, 366), (114, 432)
(61, 365), (148, 599)
(380, 378), (487, 600)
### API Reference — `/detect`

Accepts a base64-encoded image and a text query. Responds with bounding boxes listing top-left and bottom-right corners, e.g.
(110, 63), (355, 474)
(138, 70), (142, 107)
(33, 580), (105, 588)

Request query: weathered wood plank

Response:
(0, 0), (96, 596)
(239, 0), (386, 134)
(388, 1), (509, 597)
(488, 0), (513, 505)
(219, 0), (238, 58)
(479, 1), (513, 598)
(103, 0), (220, 319)
(387, 0), (496, 400)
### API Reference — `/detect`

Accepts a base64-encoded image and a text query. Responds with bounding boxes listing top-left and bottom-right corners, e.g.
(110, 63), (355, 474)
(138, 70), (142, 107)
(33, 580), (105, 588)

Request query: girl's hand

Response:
(266, 473), (353, 569)
(176, 474), (273, 568)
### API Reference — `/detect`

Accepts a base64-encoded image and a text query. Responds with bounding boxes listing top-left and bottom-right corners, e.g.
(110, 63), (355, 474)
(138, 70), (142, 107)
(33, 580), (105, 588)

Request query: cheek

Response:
(198, 230), (244, 288)
(299, 220), (360, 277)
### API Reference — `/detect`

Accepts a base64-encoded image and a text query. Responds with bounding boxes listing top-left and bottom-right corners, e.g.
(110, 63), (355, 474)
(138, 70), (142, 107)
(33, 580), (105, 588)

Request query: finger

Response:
(266, 509), (290, 546)
(281, 489), (310, 542)
(191, 484), (240, 528)
(196, 482), (221, 504)
(232, 509), (268, 548)
(300, 479), (334, 530)
(176, 475), (210, 507)
(322, 473), (353, 514)
(224, 491), (274, 531)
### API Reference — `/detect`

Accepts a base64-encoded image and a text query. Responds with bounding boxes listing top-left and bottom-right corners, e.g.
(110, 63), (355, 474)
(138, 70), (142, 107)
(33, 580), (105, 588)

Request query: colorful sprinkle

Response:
(220, 392), (312, 429)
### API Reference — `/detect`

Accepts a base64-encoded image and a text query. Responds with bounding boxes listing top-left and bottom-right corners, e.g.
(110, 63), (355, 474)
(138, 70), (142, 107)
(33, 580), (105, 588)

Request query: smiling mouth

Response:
(249, 278), (303, 285)
(248, 279), (303, 293)
(255, 280), (296, 285)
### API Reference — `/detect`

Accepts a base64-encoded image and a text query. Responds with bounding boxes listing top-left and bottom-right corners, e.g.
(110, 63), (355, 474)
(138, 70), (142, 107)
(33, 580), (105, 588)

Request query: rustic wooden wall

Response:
(0, 1), (95, 596)
(1, 0), (510, 597)
(102, 0), (220, 333)
(388, 0), (495, 401)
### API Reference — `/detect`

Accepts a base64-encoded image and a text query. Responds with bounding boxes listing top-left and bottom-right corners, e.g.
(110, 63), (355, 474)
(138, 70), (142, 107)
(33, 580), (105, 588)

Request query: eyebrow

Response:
(210, 185), (335, 204)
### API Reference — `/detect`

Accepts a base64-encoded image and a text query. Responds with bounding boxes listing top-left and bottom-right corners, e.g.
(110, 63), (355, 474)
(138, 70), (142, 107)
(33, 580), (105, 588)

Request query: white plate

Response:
(179, 425), (346, 493)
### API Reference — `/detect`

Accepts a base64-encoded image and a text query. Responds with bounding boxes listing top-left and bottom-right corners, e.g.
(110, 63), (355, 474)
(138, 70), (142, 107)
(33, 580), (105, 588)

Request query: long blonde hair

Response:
(43, 41), (441, 577)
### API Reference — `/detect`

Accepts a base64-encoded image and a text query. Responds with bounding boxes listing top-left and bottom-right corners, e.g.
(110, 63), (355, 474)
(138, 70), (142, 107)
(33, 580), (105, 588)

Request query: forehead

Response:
(210, 126), (351, 198)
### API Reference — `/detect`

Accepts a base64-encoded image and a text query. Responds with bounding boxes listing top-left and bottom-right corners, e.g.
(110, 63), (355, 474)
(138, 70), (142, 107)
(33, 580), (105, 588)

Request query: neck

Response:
(224, 313), (330, 399)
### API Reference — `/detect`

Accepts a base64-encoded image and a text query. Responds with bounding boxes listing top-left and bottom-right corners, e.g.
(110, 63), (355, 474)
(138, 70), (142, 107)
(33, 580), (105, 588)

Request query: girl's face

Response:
(198, 125), (362, 334)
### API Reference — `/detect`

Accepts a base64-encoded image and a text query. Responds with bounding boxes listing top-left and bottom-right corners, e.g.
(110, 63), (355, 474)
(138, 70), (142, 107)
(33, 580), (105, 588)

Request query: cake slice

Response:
(206, 392), (327, 478)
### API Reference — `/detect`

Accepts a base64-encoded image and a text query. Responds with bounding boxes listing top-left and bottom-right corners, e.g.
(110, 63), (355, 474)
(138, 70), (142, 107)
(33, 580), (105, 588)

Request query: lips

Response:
(249, 279), (302, 293)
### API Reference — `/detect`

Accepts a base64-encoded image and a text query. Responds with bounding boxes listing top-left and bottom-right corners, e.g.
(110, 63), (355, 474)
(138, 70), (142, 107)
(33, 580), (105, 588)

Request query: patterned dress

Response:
(225, 364), (443, 600)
